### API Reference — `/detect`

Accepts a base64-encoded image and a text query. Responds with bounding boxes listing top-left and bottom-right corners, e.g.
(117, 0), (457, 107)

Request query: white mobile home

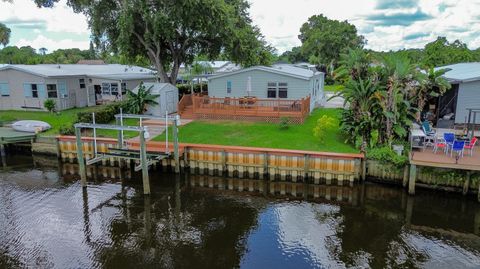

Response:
(0, 64), (156, 111)
(132, 82), (179, 116)
(207, 64), (324, 112)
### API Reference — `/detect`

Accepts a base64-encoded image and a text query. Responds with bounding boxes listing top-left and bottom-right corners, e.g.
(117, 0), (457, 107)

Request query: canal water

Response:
(1, 154), (480, 269)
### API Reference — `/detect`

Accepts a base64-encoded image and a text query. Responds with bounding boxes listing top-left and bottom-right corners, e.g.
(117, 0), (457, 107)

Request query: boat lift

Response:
(74, 111), (181, 195)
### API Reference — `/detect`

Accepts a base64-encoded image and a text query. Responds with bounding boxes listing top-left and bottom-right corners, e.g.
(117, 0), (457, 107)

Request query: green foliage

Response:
(279, 117), (290, 130)
(177, 83), (208, 95)
(123, 83), (159, 115)
(366, 146), (409, 168)
(313, 115), (336, 143)
(76, 101), (126, 124)
(298, 14), (365, 66)
(43, 99), (56, 113)
(59, 124), (75, 135)
(0, 23), (11, 47)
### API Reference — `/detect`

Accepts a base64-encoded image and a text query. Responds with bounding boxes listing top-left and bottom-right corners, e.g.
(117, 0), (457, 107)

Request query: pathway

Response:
(320, 92), (347, 109)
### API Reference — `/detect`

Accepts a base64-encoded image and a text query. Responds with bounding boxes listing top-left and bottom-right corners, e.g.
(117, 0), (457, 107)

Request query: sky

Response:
(1, 0), (480, 54)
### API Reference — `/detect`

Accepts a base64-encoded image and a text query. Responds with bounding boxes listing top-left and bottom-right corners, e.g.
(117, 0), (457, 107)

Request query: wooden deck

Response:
(0, 127), (36, 144)
(410, 147), (480, 171)
(178, 94), (311, 123)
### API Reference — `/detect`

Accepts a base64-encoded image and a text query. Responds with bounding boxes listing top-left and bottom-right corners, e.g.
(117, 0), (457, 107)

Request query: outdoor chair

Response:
(422, 121), (435, 147)
(443, 133), (455, 154)
(450, 140), (465, 158)
(432, 137), (447, 154)
(464, 137), (478, 156)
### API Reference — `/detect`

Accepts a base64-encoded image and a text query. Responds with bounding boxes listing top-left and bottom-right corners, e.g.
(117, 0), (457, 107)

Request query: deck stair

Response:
(179, 105), (194, 119)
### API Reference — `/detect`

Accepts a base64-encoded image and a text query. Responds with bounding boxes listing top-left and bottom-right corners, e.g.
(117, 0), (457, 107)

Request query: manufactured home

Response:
(0, 64), (156, 111)
(207, 64), (325, 112)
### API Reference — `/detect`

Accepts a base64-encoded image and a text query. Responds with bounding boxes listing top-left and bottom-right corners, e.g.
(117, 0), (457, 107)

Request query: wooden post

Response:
(304, 154), (310, 180)
(139, 129), (150, 195)
(402, 165), (409, 187)
(173, 115), (180, 173)
(263, 152), (269, 179)
(116, 117), (123, 148)
(463, 171), (471, 196)
(221, 150), (227, 176)
(361, 159), (367, 181)
(408, 164), (417, 195)
(0, 144), (6, 168)
(75, 127), (87, 187)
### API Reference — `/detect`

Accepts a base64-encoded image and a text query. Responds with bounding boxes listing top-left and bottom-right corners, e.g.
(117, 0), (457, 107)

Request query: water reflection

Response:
(0, 156), (479, 268)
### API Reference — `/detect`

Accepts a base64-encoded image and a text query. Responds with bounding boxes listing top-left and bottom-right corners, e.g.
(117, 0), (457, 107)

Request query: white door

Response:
(87, 86), (96, 106)
(166, 91), (175, 113)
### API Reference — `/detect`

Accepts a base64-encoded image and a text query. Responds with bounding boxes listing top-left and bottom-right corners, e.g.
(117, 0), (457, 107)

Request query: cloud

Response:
(365, 9), (433, 26)
(16, 35), (90, 51)
(376, 0), (419, 10)
(404, 32), (430, 40)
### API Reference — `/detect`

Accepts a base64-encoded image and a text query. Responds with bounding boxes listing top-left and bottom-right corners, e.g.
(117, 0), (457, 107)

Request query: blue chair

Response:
(451, 140), (465, 158)
(443, 133), (455, 154)
(422, 121), (435, 136)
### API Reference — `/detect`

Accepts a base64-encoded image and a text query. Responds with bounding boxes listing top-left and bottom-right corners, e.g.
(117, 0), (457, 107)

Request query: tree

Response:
(0, 23), (11, 48)
(35, 0), (273, 84)
(39, 47), (48, 55)
(298, 14), (364, 67)
(422, 37), (475, 67)
(88, 41), (96, 59)
(415, 67), (451, 121)
(334, 48), (371, 83)
(124, 83), (159, 114)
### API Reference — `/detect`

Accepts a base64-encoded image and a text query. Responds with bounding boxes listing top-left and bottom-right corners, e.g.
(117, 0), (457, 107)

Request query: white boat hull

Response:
(12, 120), (51, 133)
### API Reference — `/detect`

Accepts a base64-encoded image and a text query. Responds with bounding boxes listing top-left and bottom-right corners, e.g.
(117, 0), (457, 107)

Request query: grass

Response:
(0, 107), (139, 138)
(154, 108), (358, 153)
(324, 84), (345, 93)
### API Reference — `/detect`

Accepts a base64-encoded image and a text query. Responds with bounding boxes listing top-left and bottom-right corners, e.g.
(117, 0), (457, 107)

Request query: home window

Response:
(47, 84), (57, 98)
(121, 82), (127, 95)
(101, 83), (111, 95)
(0, 83), (9, 97)
(278, 82), (288, 98)
(79, 78), (86, 89)
(267, 82), (277, 98)
(31, 84), (38, 98)
(111, 83), (119, 96)
(226, 81), (232, 94)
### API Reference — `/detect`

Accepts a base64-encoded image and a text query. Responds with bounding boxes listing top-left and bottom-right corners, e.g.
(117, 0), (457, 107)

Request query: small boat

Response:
(12, 120), (51, 133)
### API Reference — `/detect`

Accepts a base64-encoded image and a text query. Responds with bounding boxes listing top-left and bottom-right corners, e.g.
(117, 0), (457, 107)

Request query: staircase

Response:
(178, 94), (195, 119)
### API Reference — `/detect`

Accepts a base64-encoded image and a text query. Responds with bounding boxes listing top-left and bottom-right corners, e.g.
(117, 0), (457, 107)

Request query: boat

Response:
(11, 120), (51, 133)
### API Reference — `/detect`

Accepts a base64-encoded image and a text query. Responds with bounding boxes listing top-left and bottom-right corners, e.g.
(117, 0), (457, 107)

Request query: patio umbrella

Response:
(246, 76), (252, 97)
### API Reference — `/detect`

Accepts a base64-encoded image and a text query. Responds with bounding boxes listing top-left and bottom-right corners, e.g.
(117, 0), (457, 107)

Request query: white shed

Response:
(132, 82), (179, 116)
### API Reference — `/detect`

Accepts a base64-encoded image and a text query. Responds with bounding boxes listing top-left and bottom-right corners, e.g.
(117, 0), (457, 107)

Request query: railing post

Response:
(140, 129), (150, 195)
(75, 126), (87, 187)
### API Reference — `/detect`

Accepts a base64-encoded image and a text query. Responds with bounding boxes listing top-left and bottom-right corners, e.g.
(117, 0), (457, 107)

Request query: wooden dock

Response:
(0, 127), (36, 158)
(410, 147), (480, 171)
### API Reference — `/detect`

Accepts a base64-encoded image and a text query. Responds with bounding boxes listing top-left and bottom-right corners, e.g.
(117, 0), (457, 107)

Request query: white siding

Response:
(208, 69), (311, 100)
(455, 81), (480, 124)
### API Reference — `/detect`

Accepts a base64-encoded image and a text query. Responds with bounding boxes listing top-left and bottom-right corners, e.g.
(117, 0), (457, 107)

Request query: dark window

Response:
(226, 81), (232, 94)
(278, 82), (288, 98)
(267, 82), (277, 98)
(79, 78), (86, 89)
(31, 84), (38, 98)
(121, 82), (127, 95)
(47, 84), (57, 98)
(111, 83), (119, 96)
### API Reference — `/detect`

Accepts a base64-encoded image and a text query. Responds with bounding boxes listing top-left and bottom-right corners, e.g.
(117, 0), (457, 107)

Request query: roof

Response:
(132, 82), (177, 94)
(208, 64), (323, 80)
(0, 64), (156, 80)
(77, 59), (106, 65)
(436, 62), (480, 83)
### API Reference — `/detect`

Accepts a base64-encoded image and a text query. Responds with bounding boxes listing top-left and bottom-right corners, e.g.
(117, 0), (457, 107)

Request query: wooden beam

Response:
(75, 127), (87, 187)
(408, 164), (417, 195)
(139, 130), (150, 195)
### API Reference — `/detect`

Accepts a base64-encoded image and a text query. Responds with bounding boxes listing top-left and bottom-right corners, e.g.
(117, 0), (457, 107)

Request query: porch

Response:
(178, 94), (311, 123)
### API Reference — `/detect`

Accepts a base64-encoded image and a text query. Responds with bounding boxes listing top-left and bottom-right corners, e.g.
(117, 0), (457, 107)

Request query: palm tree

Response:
(335, 48), (370, 82)
(124, 83), (160, 114)
(415, 67), (451, 121)
(0, 23), (11, 47)
(39, 47), (48, 55)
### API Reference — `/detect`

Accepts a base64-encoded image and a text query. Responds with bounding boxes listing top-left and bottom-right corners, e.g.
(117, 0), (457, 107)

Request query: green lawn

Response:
(324, 84), (345, 93)
(0, 107), (139, 138)
(154, 108), (358, 153)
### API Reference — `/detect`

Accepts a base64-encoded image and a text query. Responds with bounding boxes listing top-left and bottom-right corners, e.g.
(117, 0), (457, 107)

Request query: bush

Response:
(279, 117), (290, 130)
(76, 101), (126, 124)
(59, 124), (75, 135)
(313, 115), (336, 143)
(44, 99), (56, 113)
(366, 146), (409, 167)
(177, 83), (208, 96)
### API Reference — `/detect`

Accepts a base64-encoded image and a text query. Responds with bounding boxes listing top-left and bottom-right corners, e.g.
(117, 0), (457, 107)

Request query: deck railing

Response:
(178, 94), (193, 113)
(189, 95), (310, 123)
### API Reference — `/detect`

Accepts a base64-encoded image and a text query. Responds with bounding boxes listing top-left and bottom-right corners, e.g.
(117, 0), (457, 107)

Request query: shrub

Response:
(75, 101), (127, 124)
(44, 99), (56, 113)
(279, 117), (290, 130)
(59, 124), (75, 135)
(313, 115), (336, 143)
(177, 83), (208, 96)
(366, 146), (409, 167)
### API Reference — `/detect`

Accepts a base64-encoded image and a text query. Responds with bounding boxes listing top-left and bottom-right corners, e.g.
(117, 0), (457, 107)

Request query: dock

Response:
(0, 127), (36, 158)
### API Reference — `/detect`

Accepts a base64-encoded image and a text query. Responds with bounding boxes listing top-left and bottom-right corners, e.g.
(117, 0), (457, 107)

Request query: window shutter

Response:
(0, 83), (9, 96)
(23, 83), (32, 97)
(38, 84), (47, 98)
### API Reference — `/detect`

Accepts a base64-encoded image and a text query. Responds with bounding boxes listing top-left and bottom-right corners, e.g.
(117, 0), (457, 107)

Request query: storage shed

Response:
(132, 82), (179, 116)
